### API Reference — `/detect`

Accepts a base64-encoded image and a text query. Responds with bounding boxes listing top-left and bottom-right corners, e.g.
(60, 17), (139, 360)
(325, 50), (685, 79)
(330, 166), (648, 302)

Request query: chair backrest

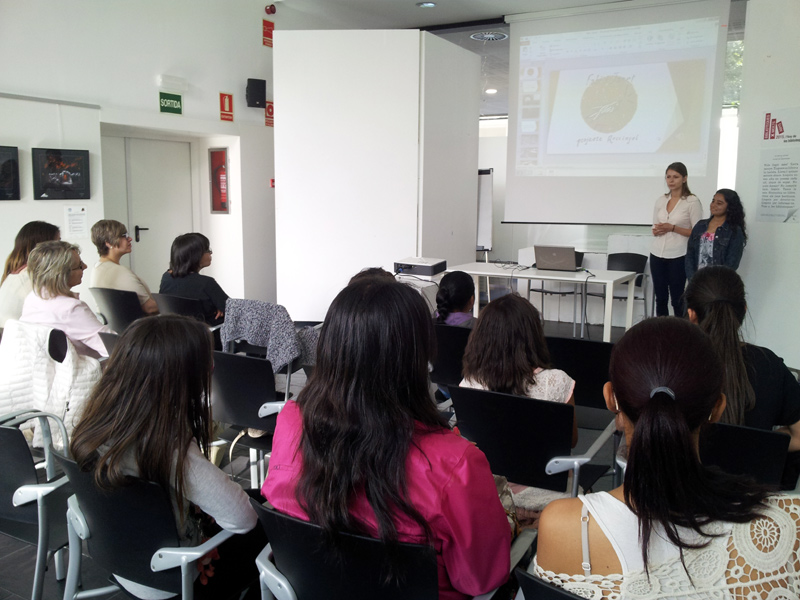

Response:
(545, 336), (613, 411)
(211, 351), (280, 431)
(98, 331), (119, 355)
(89, 287), (145, 333)
(151, 293), (206, 322)
(699, 422), (789, 486)
(251, 500), (438, 600)
(448, 386), (573, 492)
(0, 426), (40, 523)
(515, 568), (584, 600)
(606, 253), (648, 287)
(430, 324), (472, 386)
(54, 452), (183, 593)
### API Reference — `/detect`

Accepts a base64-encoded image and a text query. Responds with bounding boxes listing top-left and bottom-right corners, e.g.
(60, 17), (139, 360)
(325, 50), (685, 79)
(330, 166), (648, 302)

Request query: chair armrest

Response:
(259, 401), (286, 418)
(256, 544), (298, 600)
(0, 409), (38, 424)
(208, 324), (222, 333)
(150, 528), (235, 572)
(13, 475), (70, 506)
(545, 420), (617, 495)
(67, 495), (91, 540)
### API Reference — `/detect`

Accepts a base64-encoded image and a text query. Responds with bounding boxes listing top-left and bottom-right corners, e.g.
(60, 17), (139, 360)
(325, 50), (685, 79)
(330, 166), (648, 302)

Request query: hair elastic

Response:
(650, 386), (675, 399)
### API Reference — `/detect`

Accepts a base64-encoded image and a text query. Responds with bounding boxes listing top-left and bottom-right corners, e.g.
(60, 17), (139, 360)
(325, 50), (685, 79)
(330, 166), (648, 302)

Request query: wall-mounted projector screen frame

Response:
(504, 0), (730, 225)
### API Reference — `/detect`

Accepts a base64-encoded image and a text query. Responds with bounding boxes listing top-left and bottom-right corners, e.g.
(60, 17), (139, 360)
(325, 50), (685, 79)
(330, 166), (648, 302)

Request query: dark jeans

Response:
(650, 254), (686, 317)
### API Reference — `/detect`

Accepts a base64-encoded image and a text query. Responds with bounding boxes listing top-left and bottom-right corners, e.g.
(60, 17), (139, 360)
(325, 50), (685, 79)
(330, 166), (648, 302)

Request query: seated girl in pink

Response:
(262, 278), (510, 600)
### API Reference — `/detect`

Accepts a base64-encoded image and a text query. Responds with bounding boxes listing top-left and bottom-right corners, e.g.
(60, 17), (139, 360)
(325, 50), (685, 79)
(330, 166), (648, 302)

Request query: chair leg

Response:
(55, 546), (67, 580)
(250, 448), (259, 489)
(63, 520), (83, 600)
(31, 500), (50, 600)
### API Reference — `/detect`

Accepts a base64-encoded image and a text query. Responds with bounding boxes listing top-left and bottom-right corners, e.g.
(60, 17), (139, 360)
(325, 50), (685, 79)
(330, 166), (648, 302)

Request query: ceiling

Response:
(275, 0), (748, 116)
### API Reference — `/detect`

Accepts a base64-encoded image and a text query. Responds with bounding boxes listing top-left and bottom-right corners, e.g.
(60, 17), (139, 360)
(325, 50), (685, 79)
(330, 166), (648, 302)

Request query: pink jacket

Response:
(21, 291), (112, 358)
(262, 400), (511, 600)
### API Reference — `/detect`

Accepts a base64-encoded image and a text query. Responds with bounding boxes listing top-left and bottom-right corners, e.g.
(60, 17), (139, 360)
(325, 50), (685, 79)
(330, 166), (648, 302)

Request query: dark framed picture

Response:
(0, 146), (21, 200)
(31, 148), (91, 200)
(209, 148), (229, 214)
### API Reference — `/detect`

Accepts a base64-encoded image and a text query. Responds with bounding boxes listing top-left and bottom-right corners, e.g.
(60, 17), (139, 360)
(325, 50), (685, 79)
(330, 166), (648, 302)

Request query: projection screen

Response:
(505, 0), (731, 224)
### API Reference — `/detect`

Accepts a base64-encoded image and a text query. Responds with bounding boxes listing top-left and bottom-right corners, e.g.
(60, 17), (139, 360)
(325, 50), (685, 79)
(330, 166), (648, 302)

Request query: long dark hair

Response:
(169, 233), (210, 278)
(296, 278), (448, 549)
(665, 162), (692, 198)
(70, 316), (214, 515)
(716, 188), (747, 244)
(611, 317), (769, 572)
(462, 293), (551, 395)
(684, 266), (754, 424)
(2, 221), (60, 283)
(435, 271), (474, 324)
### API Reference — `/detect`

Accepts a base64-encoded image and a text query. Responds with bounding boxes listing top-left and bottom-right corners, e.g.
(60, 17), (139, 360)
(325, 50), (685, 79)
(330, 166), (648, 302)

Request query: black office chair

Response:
(448, 387), (612, 496)
(545, 336), (613, 415)
(152, 292), (207, 322)
(98, 331), (119, 356)
(251, 500), (439, 600)
(585, 252), (651, 319)
(430, 324), (472, 389)
(56, 450), (240, 600)
(699, 422), (790, 487)
(515, 568), (584, 600)
(0, 411), (71, 600)
(212, 351), (286, 488)
(89, 287), (145, 333)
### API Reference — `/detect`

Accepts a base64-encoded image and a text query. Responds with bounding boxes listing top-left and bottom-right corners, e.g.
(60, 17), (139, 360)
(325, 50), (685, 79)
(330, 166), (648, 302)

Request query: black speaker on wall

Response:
(246, 78), (267, 108)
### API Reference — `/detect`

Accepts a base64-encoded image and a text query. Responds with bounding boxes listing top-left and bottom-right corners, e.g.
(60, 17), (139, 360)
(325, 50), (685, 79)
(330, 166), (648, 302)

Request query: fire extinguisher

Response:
(214, 163), (227, 211)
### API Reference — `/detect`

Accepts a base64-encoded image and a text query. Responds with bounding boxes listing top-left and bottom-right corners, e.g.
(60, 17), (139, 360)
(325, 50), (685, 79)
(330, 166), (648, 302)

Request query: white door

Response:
(125, 138), (193, 291)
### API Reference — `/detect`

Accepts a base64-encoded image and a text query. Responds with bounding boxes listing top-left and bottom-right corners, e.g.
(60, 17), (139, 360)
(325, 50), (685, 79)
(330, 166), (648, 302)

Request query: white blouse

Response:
(650, 194), (703, 259)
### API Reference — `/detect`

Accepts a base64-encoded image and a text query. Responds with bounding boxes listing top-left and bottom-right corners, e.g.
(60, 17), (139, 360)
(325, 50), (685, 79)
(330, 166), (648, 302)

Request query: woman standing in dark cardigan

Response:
(685, 188), (747, 280)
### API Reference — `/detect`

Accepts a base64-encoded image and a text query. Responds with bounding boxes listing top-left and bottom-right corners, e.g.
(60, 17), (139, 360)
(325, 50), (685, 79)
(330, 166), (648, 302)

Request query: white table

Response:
(448, 262), (637, 343)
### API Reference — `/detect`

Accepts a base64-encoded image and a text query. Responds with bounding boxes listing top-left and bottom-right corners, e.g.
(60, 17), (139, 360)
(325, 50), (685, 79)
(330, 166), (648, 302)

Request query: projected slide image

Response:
(546, 63), (682, 155)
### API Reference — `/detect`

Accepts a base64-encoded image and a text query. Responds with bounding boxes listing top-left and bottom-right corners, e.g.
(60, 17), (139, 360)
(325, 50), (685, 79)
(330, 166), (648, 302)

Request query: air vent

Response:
(470, 31), (508, 42)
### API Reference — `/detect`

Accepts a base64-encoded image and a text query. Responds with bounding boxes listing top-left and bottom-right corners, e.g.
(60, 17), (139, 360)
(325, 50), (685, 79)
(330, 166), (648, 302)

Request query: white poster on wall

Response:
(64, 205), (90, 237)
(756, 108), (800, 223)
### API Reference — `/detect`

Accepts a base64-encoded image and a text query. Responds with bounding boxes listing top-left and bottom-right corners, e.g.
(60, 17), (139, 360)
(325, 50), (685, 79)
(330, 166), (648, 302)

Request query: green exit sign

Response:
(159, 92), (183, 115)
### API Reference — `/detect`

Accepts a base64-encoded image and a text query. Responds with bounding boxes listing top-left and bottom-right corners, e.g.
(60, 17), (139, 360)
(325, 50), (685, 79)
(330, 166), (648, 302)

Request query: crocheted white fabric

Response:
(532, 495), (800, 599)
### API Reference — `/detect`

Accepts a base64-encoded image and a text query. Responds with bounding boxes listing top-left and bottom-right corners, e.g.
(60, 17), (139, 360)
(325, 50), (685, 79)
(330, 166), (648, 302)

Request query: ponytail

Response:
(612, 318), (771, 574)
(435, 271), (474, 324)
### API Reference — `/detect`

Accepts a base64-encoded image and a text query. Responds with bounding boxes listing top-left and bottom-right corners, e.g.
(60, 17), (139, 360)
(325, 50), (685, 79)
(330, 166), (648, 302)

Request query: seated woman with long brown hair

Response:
(534, 317), (800, 598)
(70, 315), (263, 599)
(262, 278), (511, 599)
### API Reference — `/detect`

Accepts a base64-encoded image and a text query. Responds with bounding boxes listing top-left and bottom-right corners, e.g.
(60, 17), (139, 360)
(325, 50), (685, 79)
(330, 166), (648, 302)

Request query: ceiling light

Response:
(485, 89), (498, 95)
(416, 2), (436, 7)
(470, 32), (509, 42)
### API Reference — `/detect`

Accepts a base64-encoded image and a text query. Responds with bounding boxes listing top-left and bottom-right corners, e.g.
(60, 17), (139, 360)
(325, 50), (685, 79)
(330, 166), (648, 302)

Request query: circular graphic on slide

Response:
(580, 75), (638, 133)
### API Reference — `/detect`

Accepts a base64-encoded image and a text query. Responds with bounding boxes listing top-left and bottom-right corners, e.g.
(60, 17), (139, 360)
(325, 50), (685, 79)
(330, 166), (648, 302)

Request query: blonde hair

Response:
(91, 220), (127, 257)
(28, 240), (81, 298)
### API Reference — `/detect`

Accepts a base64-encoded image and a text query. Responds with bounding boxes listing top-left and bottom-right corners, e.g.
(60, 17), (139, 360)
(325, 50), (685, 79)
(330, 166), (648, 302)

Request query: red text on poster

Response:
(220, 93), (233, 122)
(263, 20), (274, 47)
(771, 119), (777, 139)
(777, 121), (784, 135)
(764, 113), (772, 139)
(265, 101), (274, 127)
(210, 149), (228, 213)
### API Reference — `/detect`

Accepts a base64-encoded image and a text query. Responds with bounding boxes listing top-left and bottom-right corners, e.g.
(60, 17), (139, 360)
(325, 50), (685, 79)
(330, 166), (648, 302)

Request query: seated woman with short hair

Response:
(263, 278), (511, 600)
(21, 240), (111, 358)
(90, 219), (158, 314)
(534, 317), (800, 598)
(159, 233), (228, 325)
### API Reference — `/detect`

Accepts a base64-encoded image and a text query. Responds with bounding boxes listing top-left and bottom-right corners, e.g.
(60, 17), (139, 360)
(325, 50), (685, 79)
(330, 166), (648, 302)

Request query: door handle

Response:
(134, 225), (149, 243)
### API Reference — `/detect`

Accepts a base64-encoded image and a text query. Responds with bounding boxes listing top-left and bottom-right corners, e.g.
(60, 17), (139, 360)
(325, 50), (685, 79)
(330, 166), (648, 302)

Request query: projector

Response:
(394, 257), (447, 278)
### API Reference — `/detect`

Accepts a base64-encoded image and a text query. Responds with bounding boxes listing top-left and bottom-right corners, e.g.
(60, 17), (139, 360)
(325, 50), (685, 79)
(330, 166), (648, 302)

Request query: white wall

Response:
(0, 96), (103, 301)
(734, 0), (800, 363)
(274, 29), (422, 320)
(418, 34), (481, 264)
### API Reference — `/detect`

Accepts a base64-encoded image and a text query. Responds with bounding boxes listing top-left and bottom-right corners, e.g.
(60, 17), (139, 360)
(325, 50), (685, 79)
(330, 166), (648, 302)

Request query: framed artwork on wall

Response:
(209, 148), (229, 214)
(0, 146), (21, 200)
(31, 148), (90, 200)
